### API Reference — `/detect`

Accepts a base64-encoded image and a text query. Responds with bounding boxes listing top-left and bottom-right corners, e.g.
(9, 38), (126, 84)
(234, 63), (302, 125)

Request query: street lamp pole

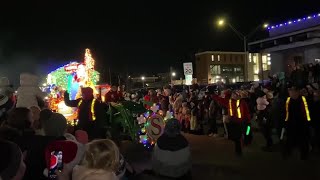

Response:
(141, 76), (145, 88)
(226, 23), (247, 52)
(217, 20), (268, 81)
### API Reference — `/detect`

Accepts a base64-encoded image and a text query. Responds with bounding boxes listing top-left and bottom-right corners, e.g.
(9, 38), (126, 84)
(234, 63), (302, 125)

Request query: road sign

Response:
(183, 62), (193, 75)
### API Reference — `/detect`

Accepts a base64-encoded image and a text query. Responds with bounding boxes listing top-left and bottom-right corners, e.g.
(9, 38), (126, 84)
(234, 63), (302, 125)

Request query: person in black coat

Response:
(283, 86), (311, 160)
(64, 87), (107, 139)
(311, 91), (320, 151)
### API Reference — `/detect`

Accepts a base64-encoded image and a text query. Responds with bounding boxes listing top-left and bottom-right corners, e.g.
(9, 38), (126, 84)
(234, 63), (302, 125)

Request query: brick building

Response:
(195, 51), (249, 84)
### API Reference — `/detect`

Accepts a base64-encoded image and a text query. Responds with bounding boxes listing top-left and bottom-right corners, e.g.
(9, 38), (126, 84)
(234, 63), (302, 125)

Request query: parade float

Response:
(109, 98), (173, 149)
(46, 48), (100, 121)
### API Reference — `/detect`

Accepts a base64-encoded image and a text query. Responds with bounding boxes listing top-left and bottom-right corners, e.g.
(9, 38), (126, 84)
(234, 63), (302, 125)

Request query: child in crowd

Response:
(190, 102), (197, 133)
(181, 101), (191, 132)
(73, 139), (120, 180)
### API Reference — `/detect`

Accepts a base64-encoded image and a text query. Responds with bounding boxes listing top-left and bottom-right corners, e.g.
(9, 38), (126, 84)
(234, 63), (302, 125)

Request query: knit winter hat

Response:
(39, 109), (53, 125)
(0, 140), (23, 180)
(81, 87), (94, 100)
(42, 113), (67, 137)
(75, 130), (89, 144)
(164, 119), (181, 137)
(44, 140), (85, 177)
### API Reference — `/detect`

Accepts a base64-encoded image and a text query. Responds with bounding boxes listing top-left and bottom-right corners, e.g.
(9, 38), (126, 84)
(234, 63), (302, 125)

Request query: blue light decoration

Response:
(267, 13), (320, 30)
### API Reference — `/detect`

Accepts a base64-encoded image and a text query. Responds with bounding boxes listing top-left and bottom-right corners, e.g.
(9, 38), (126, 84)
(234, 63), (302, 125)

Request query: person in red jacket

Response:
(144, 89), (158, 109)
(212, 90), (251, 156)
(105, 85), (121, 103)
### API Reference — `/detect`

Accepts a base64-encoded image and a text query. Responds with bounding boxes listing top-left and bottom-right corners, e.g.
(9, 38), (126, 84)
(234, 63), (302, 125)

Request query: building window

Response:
(253, 64), (259, 74)
(263, 64), (268, 70)
(262, 54), (271, 70)
(249, 53), (252, 62)
(262, 55), (267, 64)
(253, 55), (257, 63)
(254, 75), (259, 81)
(234, 67), (243, 73)
(218, 55), (220, 61)
(221, 66), (233, 73)
(210, 65), (221, 75)
(211, 55), (214, 62)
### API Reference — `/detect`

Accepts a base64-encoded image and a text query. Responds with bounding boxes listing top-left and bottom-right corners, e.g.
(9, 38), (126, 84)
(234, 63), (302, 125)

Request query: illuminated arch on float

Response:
(46, 49), (100, 122)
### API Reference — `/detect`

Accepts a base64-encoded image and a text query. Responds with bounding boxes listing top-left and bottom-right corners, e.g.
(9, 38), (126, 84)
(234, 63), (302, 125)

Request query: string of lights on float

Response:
(267, 13), (320, 30)
(136, 103), (173, 149)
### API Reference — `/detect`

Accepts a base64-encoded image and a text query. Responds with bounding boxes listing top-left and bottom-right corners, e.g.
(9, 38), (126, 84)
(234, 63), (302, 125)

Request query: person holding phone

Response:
(44, 140), (85, 180)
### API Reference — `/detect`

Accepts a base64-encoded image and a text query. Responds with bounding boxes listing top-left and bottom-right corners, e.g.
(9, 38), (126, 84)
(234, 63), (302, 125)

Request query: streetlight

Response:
(172, 72), (176, 77)
(216, 18), (268, 80)
(216, 17), (268, 52)
(218, 19), (225, 26)
(141, 76), (145, 88)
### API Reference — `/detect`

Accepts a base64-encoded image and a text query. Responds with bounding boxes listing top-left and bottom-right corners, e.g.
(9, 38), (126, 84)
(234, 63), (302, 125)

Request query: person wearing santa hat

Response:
(64, 87), (107, 139)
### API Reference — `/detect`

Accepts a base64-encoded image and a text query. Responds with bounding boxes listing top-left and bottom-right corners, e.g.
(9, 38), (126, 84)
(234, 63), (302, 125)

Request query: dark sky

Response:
(0, 1), (319, 84)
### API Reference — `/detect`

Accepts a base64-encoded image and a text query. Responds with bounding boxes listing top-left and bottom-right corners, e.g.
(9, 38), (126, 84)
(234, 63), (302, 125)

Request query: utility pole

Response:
(109, 68), (112, 85)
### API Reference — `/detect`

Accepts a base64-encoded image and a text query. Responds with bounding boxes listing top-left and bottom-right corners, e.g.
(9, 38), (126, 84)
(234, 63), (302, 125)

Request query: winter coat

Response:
(212, 95), (251, 123)
(152, 134), (191, 178)
(105, 91), (121, 103)
(16, 73), (46, 108)
(144, 95), (158, 109)
(173, 95), (183, 113)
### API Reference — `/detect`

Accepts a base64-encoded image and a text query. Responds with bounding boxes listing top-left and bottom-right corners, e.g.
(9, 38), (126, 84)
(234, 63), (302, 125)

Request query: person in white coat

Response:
(16, 73), (46, 109)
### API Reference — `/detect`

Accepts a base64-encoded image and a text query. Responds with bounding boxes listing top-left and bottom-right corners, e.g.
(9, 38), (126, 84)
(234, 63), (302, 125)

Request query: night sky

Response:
(0, 1), (319, 85)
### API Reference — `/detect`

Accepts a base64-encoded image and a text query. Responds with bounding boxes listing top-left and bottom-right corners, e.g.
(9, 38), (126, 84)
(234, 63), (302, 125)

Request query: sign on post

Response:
(183, 62), (193, 75)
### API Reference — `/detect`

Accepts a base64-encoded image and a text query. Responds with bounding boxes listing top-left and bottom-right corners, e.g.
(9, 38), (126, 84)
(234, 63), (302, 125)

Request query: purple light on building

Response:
(267, 13), (320, 32)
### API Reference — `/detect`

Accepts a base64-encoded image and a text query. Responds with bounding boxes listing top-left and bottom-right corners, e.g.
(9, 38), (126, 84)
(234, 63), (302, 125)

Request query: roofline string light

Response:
(267, 13), (320, 30)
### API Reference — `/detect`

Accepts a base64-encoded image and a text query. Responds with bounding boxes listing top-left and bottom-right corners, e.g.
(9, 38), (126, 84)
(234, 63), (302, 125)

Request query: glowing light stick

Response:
(280, 128), (285, 140)
(246, 126), (251, 136)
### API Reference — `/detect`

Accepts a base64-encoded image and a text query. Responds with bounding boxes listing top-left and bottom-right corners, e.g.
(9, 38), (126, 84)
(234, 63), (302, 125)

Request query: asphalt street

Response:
(121, 131), (320, 180)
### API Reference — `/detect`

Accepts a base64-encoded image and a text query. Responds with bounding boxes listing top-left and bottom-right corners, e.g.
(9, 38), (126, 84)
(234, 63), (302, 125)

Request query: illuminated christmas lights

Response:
(267, 13), (320, 30)
(47, 48), (100, 122)
(137, 103), (173, 149)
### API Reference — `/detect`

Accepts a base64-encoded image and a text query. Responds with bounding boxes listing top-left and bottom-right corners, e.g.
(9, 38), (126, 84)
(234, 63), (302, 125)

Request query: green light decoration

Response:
(246, 126), (251, 136)
(107, 101), (146, 141)
(49, 67), (68, 89)
(48, 65), (100, 90)
(67, 74), (73, 93)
